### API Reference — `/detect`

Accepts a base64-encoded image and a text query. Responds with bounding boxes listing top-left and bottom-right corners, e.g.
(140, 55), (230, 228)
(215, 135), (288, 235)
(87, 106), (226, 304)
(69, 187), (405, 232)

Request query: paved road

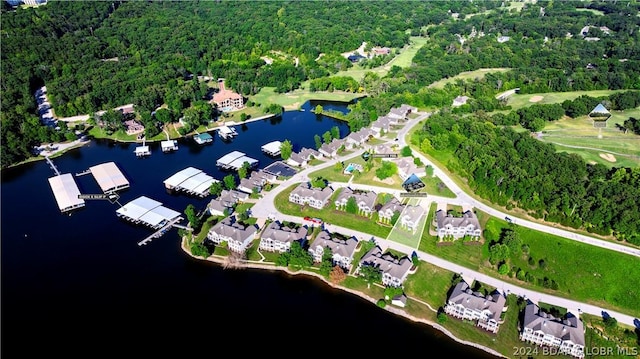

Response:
(250, 111), (640, 327)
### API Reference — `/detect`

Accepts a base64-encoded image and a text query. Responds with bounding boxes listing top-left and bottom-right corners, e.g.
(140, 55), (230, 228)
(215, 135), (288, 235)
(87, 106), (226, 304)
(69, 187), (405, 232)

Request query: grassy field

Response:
(538, 108), (640, 167)
(417, 204), (640, 319)
(332, 36), (428, 82)
(575, 8), (605, 16)
(249, 87), (363, 110)
(428, 68), (512, 89)
(505, 89), (630, 109)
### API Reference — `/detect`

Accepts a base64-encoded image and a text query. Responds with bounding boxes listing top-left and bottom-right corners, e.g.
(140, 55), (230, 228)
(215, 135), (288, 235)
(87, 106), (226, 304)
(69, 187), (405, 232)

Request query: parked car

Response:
(304, 216), (323, 224)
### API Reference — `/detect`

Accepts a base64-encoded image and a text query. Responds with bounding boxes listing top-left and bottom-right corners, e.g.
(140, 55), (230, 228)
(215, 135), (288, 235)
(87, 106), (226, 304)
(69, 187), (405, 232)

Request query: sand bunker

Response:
(599, 153), (616, 162)
(529, 95), (544, 102)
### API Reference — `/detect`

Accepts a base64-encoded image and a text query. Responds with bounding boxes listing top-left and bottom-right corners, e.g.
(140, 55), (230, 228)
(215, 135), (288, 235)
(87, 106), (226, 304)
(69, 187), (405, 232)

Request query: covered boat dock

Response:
(116, 196), (182, 229)
(163, 167), (219, 197)
(48, 173), (86, 213)
(216, 150), (258, 170)
(261, 140), (282, 156)
(89, 161), (130, 193)
(161, 140), (179, 152)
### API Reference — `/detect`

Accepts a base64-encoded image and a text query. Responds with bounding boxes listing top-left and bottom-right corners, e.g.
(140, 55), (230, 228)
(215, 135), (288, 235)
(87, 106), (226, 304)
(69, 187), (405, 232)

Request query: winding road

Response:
(249, 111), (640, 328)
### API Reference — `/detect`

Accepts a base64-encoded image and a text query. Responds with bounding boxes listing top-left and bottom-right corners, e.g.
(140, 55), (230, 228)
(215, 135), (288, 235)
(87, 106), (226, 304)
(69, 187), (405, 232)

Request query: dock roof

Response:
(89, 162), (130, 193)
(163, 167), (218, 196)
(229, 155), (258, 169)
(216, 150), (246, 166)
(48, 173), (85, 212)
(116, 196), (181, 228)
(261, 140), (282, 154)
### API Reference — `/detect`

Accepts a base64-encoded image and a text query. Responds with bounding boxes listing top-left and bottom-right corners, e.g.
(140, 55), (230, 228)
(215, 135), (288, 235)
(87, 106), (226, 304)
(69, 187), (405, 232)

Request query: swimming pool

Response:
(343, 163), (361, 175)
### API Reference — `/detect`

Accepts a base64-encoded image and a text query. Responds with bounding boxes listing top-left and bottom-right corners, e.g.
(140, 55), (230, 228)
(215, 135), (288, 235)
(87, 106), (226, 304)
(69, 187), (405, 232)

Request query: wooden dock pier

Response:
(137, 217), (191, 246)
(45, 156), (61, 176)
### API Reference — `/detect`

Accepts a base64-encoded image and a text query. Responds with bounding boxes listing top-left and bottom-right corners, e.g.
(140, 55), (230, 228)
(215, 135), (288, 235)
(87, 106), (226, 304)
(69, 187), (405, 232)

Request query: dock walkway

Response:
(137, 217), (190, 246)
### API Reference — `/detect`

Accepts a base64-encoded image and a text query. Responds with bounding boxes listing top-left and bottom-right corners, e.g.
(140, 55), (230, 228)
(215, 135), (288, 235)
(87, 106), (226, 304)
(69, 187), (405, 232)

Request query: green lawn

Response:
(249, 87), (363, 111)
(273, 182), (392, 239)
(506, 90), (631, 110)
(418, 205), (640, 319)
(428, 68), (512, 89)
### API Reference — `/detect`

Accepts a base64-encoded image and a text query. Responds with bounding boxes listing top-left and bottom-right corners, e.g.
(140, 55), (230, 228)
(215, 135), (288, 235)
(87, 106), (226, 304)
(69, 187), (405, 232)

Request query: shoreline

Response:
(180, 238), (507, 359)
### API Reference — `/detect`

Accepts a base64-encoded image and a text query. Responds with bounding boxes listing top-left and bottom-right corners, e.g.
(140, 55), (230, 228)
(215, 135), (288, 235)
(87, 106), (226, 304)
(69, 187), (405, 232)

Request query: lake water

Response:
(1, 100), (500, 358)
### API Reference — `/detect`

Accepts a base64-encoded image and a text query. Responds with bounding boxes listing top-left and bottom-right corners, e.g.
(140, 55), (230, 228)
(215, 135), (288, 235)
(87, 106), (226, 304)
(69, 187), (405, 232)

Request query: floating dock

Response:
(116, 196), (182, 230)
(161, 140), (179, 153)
(216, 150), (258, 171)
(89, 161), (130, 193)
(217, 126), (238, 140)
(261, 140), (282, 156)
(163, 167), (219, 197)
(48, 173), (86, 213)
(194, 133), (213, 145)
(134, 145), (151, 157)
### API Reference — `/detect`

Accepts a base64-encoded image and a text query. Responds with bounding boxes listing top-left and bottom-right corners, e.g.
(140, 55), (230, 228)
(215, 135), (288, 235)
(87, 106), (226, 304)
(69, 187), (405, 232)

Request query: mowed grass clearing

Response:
(539, 107), (640, 167)
(249, 87), (363, 111)
(332, 36), (428, 82)
(428, 68), (512, 89)
(505, 89), (632, 109)
(418, 208), (640, 319)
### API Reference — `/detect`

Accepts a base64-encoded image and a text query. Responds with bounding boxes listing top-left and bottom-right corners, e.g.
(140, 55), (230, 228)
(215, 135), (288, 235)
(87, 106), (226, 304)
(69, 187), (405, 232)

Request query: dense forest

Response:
(1, 0), (498, 166)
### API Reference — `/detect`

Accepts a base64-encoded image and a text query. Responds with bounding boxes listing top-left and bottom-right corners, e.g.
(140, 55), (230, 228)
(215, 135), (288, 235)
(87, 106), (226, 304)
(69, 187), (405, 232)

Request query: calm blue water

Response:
(1, 101), (499, 358)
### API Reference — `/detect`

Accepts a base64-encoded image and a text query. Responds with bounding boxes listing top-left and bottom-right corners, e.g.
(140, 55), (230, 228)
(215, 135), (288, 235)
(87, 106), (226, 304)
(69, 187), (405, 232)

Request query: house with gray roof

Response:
(372, 143), (396, 157)
(388, 157), (422, 180)
(207, 216), (258, 253)
(356, 245), (413, 287)
(286, 152), (307, 167)
(520, 301), (585, 358)
(400, 205), (426, 234)
(378, 196), (405, 224)
(299, 147), (322, 160)
(318, 139), (344, 158)
(289, 182), (334, 209)
(334, 187), (377, 217)
(387, 104), (415, 122)
(308, 230), (358, 271)
(435, 209), (482, 240)
(443, 280), (506, 333)
(207, 189), (249, 216)
(370, 116), (392, 137)
(259, 220), (308, 253)
(344, 129), (370, 148)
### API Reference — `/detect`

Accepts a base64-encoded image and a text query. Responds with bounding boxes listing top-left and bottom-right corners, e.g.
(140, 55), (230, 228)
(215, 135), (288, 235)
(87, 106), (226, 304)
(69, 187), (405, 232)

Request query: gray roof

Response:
(402, 205), (425, 224)
(288, 152), (306, 165)
(290, 182), (334, 202)
(447, 281), (506, 321)
(522, 302), (585, 346)
(209, 216), (258, 243)
(436, 209), (481, 230)
(334, 187), (377, 210)
(310, 230), (358, 258)
(299, 147), (321, 159)
(261, 221), (308, 244)
(379, 197), (405, 215)
(360, 246), (412, 282)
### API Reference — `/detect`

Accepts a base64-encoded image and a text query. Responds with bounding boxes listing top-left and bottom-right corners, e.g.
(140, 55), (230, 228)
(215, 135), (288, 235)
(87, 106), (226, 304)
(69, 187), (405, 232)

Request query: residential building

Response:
(435, 209), (482, 240)
(370, 116), (392, 137)
(389, 157), (422, 180)
(318, 139), (344, 158)
(452, 95), (470, 107)
(387, 104), (414, 122)
(400, 205), (425, 234)
(299, 147), (322, 161)
(207, 189), (249, 216)
(443, 280), (506, 334)
(259, 221), (308, 253)
(333, 187), (377, 216)
(308, 230), (358, 271)
(288, 182), (334, 209)
(206, 216), (258, 253)
(356, 245), (412, 287)
(520, 302), (585, 358)
(378, 196), (405, 223)
(211, 79), (244, 111)
(286, 152), (307, 167)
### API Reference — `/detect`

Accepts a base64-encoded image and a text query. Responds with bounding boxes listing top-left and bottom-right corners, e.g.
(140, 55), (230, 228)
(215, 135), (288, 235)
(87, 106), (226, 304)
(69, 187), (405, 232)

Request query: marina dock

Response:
(216, 150), (258, 171)
(217, 125), (238, 140)
(193, 132), (213, 145)
(163, 167), (219, 197)
(261, 140), (282, 156)
(161, 140), (179, 153)
(137, 217), (190, 246)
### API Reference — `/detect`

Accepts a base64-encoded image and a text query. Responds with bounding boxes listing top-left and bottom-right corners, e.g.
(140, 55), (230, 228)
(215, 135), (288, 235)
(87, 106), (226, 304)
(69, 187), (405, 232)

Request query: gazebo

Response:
(589, 103), (611, 128)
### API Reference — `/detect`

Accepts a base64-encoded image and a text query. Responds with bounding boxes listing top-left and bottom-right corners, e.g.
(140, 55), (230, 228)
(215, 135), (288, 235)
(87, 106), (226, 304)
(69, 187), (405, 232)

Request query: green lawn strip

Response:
(273, 182), (391, 239)
(420, 206), (640, 318)
(428, 68), (512, 89)
(506, 90), (630, 110)
(575, 8), (605, 16)
(249, 86), (362, 110)
(551, 147), (640, 168)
